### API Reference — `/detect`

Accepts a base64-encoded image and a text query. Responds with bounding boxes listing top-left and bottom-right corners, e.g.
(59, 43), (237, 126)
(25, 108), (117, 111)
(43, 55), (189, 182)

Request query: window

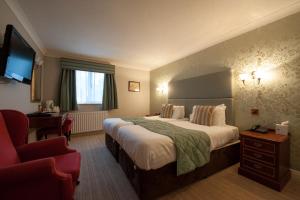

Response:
(75, 70), (104, 104)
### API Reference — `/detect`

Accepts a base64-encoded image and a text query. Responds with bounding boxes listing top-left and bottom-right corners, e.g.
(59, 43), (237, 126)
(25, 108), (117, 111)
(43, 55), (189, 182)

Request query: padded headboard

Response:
(168, 70), (234, 125)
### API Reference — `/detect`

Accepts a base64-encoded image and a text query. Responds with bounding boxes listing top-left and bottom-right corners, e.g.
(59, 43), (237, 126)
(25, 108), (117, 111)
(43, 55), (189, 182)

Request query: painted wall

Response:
(43, 56), (150, 117)
(150, 12), (300, 170)
(42, 56), (61, 104)
(0, 1), (43, 113)
(108, 66), (150, 117)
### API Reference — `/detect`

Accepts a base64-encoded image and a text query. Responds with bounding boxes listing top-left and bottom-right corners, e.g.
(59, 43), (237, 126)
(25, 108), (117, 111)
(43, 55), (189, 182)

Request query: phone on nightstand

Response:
(250, 125), (268, 133)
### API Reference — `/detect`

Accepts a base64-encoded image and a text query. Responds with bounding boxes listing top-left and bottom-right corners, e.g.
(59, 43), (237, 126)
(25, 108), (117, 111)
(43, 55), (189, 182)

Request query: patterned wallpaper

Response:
(150, 12), (300, 170)
(232, 35), (300, 171)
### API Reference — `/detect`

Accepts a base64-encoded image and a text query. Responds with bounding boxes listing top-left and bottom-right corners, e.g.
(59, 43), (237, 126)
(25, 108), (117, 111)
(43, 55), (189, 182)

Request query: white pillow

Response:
(212, 104), (226, 126)
(189, 105), (196, 122)
(189, 104), (226, 125)
(172, 106), (185, 119)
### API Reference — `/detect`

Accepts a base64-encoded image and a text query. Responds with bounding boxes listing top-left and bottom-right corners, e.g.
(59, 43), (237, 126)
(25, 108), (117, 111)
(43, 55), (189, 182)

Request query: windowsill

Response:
(77, 104), (102, 105)
(77, 104), (103, 112)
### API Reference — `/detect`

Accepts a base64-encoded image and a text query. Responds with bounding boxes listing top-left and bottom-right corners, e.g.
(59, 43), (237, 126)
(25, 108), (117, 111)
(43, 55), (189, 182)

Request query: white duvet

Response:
(103, 118), (133, 140)
(103, 116), (239, 170)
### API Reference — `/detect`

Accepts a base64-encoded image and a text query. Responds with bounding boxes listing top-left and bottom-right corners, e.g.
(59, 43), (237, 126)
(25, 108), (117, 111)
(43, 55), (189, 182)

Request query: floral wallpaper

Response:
(150, 12), (300, 170)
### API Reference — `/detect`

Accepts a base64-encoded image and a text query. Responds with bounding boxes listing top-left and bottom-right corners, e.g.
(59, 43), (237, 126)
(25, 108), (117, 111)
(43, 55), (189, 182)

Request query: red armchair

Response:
(0, 110), (81, 200)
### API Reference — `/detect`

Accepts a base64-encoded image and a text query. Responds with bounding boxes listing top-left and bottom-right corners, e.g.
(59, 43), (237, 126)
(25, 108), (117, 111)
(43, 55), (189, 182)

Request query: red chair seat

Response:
(54, 152), (81, 183)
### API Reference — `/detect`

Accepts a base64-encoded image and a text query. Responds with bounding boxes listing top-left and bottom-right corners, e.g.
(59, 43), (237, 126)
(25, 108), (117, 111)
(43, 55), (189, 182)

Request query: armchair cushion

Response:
(0, 113), (20, 166)
(0, 158), (69, 184)
(0, 158), (74, 200)
(54, 152), (81, 183)
(17, 137), (76, 162)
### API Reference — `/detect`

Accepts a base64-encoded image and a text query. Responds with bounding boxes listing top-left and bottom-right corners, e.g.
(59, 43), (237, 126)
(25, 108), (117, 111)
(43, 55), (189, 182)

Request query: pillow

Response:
(212, 104), (226, 126)
(189, 104), (227, 125)
(172, 106), (185, 119)
(190, 105), (216, 126)
(189, 105), (196, 121)
(160, 104), (174, 118)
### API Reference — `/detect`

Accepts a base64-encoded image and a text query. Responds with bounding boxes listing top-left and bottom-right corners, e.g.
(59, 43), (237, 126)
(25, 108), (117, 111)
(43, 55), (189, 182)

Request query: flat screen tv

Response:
(0, 24), (36, 85)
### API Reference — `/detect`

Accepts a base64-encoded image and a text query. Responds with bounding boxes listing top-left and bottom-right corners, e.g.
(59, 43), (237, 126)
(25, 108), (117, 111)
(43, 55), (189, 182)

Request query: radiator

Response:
(69, 111), (108, 134)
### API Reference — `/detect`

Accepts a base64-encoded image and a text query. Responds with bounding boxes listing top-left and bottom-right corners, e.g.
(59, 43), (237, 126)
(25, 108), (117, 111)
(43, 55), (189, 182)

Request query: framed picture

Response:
(128, 81), (140, 92)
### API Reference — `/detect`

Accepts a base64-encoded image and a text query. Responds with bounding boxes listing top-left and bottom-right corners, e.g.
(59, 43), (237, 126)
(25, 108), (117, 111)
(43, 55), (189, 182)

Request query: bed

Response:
(104, 114), (239, 200)
(104, 70), (240, 199)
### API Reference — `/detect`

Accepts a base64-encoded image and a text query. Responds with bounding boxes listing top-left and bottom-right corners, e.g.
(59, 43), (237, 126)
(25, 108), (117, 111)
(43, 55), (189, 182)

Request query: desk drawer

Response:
(243, 158), (275, 178)
(29, 116), (62, 128)
(244, 138), (275, 153)
(243, 148), (275, 166)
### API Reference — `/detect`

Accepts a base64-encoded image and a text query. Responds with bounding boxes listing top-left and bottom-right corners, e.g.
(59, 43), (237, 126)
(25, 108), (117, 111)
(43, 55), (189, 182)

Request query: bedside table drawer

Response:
(244, 138), (275, 153)
(243, 148), (276, 165)
(243, 159), (275, 178)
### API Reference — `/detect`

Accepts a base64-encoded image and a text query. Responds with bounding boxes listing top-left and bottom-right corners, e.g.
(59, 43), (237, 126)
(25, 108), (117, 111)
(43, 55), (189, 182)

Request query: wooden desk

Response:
(28, 113), (67, 139)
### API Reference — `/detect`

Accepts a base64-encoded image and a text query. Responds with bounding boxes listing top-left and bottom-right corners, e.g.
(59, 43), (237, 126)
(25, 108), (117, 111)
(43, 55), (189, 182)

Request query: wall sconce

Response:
(156, 83), (168, 95)
(239, 73), (250, 85)
(240, 70), (265, 85)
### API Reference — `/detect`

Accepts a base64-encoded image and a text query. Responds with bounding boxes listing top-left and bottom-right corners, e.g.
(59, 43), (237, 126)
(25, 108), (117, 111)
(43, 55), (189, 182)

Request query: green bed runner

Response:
(122, 117), (211, 176)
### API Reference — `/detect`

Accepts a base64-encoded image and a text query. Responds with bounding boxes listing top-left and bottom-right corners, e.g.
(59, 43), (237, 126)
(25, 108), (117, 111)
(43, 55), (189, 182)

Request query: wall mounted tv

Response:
(0, 24), (36, 85)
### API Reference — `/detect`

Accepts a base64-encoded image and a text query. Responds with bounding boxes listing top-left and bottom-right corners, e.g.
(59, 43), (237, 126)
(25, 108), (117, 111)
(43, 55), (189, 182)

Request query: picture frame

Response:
(128, 81), (140, 92)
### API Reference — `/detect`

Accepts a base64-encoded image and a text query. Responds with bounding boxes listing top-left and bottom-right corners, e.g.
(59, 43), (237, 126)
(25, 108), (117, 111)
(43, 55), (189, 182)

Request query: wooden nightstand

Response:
(238, 130), (290, 191)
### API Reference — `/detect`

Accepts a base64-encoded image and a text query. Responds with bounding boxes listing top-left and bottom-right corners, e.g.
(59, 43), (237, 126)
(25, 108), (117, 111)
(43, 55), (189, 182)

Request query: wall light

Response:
(239, 73), (250, 85)
(240, 70), (266, 85)
(156, 83), (168, 95)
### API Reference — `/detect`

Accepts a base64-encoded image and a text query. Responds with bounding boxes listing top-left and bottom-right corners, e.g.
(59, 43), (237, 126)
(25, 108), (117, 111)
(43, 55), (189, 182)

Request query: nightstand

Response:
(238, 130), (290, 191)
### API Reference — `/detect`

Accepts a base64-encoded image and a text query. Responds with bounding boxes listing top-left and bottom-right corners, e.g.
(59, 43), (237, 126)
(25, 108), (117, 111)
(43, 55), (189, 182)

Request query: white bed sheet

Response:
(103, 116), (186, 141)
(103, 118), (133, 140)
(117, 120), (239, 170)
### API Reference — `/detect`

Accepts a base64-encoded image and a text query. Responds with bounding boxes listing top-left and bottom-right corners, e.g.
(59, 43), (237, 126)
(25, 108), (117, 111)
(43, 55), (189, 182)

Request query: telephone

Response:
(250, 125), (268, 133)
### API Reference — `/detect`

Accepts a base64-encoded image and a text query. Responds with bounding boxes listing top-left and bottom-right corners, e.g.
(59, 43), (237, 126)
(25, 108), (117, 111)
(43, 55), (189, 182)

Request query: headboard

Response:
(168, 70), (234, 125)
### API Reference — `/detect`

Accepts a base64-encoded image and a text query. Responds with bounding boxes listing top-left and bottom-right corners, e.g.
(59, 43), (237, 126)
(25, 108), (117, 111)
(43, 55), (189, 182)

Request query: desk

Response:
(28, 113), (67, 139)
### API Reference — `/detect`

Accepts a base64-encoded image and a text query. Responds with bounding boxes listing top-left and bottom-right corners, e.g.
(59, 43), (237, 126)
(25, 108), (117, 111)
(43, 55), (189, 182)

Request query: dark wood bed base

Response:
(105, 133), (240, 200)
(105, 132), (120, 161)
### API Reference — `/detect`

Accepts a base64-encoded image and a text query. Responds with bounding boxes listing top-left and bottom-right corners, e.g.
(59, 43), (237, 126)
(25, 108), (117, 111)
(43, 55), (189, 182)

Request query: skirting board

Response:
(290, 168), (300, 176)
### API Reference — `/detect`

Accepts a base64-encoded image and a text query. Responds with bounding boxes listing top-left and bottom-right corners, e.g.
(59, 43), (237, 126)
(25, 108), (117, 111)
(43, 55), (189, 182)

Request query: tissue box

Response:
(275, 124), (288, 135)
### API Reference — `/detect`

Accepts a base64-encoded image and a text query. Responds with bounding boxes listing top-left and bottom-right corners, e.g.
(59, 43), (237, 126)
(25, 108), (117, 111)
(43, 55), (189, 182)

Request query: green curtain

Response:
(61, 58), (115, 74)
(59, 68), (77, 112)
(102, 73), (118, 110)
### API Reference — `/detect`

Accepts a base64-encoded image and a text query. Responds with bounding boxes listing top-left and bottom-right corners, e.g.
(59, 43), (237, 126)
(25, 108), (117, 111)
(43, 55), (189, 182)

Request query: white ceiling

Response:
(7, 0), (300, 70)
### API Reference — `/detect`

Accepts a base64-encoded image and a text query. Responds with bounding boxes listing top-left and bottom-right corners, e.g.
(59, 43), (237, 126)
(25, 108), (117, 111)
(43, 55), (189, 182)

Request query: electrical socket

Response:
(251, 108), (259, 115)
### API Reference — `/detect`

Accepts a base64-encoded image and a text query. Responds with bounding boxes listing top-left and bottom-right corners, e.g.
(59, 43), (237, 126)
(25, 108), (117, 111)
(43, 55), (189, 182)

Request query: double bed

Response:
(104, 108), (240, 199)
(104, 116), (239, 170)
(103, 71), (240, 199)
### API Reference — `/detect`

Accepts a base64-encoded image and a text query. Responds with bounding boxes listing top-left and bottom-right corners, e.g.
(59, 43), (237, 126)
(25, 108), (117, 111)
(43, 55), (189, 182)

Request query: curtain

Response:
(59, 68), (77, 112)
(61, 58), (115, 74)
(102, 73), (118, 110)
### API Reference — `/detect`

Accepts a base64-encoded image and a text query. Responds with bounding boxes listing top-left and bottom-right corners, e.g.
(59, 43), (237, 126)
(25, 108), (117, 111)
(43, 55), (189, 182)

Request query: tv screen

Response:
(0, 24), (36, 85)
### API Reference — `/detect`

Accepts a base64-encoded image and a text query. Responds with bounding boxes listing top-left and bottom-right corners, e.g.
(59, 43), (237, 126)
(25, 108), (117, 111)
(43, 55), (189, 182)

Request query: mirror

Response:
(31, 64), (42, 102)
